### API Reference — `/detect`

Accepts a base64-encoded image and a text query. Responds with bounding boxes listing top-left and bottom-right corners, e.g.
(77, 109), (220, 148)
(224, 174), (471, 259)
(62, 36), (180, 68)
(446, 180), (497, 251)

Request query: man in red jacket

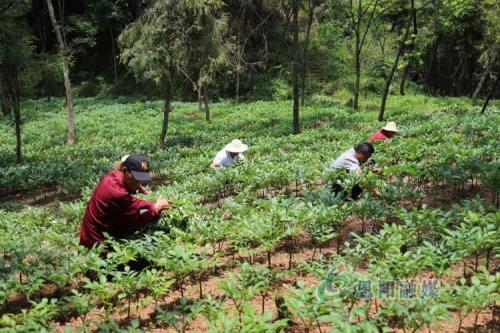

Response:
(80, 154), (172, 249)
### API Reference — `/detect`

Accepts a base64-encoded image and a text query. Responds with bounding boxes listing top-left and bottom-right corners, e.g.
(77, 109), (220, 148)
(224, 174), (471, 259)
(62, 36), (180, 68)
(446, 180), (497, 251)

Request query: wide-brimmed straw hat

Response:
(225, 139), (248, 153)
(383, 121), (399, 133)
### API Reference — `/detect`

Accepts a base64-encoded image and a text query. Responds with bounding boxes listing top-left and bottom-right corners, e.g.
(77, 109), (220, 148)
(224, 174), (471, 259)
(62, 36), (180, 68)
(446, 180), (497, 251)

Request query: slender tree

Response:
(46, 0), (76, 144)
(0, 0), (38, 163)
(472, 0), (499, 102)
(481, 74), (499, 114)
(379, 12), (412, 121)
(227, 1), (271, 103)
(87, 1), (129, 88)
(187, 10), (230, 122)
(399, 0), (417, 96)
(301, 0), (321, 106)
(0, 82), (9, 117)
(292, 0), (300, 134)
(472, 51), (496, 102)
(348, 0), (381, 110)
(119, 0), (225, 148)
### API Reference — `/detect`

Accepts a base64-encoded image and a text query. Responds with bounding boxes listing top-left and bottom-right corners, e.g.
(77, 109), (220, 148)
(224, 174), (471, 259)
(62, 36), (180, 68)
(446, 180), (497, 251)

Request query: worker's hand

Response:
(155, 198), (173, 212)
(372, 188), (382, 197)
(139, 185), (151, 195)
(210, 162), (221, 169)
(372, 166), (383, 174)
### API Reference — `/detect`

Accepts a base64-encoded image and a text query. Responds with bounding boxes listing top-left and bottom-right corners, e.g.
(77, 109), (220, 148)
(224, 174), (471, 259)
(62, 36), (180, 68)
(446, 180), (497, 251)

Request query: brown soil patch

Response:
(184, 112), (200, 119)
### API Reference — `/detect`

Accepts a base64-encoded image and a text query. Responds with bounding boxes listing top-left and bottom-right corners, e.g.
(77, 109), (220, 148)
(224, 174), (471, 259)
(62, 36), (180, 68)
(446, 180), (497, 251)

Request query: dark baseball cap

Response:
(123, 155), (152, 182)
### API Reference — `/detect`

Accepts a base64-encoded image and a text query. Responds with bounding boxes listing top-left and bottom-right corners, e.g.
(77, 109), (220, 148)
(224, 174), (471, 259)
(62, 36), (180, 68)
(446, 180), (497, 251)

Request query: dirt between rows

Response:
(53, 223), (499, 333)
(4, 176), (497, 331)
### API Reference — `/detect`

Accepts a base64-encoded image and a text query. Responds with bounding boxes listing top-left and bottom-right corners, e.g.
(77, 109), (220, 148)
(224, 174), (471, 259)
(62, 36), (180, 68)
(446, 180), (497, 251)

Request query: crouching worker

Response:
(369, 121), (399, 143)
(80, 154), (172, 270)
(210, 139), (248, 168)
(328, 142), (380, 200)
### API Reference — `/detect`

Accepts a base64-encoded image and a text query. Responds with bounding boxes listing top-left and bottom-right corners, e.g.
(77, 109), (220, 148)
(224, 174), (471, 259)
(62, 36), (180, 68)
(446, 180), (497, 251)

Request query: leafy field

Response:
(0, 95), (499, 332)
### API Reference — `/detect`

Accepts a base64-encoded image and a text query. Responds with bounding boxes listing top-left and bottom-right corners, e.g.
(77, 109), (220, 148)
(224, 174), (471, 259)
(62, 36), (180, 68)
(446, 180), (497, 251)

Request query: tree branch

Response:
(360, 0), (378, 18)
(0, 1), (12, 14)
(178, 66), (197, 91)
(358, 0), (379, 55)
(242, 13), (272, 46)
(417, 0), (434, 11)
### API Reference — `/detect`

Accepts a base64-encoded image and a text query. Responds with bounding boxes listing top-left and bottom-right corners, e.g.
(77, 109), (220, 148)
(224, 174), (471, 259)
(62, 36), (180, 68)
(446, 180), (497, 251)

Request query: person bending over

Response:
(369, 121), (399, 143)
(329, 142), (379, 200)
(210, 139), (248, 168)
(80, 154), (172, 249)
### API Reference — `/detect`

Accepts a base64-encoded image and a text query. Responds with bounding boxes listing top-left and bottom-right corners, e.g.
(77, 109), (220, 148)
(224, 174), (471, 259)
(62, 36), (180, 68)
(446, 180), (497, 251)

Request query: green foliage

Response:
(0, 298), (59, 332)
(0, 1), (40, 96)
(119, 0), (225, 89)
(0, 96), (498, 331)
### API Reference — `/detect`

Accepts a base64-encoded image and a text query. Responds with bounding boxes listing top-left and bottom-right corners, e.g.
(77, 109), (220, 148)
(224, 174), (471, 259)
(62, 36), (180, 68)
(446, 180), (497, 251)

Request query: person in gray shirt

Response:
(329, 142), (376, 200)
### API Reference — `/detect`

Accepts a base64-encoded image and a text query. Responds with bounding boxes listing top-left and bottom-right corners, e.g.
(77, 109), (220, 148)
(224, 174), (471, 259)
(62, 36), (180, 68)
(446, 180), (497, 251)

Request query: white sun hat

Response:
(383, 121), (399, 133)
(225, 139), (248, 153)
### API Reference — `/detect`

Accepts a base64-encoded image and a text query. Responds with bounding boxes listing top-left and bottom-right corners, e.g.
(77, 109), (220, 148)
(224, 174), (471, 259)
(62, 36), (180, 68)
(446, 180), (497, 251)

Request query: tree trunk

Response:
(292, 0), (300, 134)
(235, 43), (241, 104)
(379, 17), (412, 122)
(198, 87), (203, 113)
(3, 67), (22, 162)
(46, 0), (75, 145)
(428, 34), (441, 94)
(400, 65), (409, 95)
(10, 69), (22, 164)
(399, 0), (416, 97)
(276, 5), (292, 64)
(301, 1), (315, 106)
(110, 27), (118, 87)
(352, 0), (380, 109)
(353, 2), (361, 110)
(235, 62), (240, 104)
(203, 83), (210, 122)
(481, 75), (499, 114)
(159, 76), (172, 149)
(472, 52), (495, 102)
(14, 98), (21, 164)
(0, 83), (9, 117)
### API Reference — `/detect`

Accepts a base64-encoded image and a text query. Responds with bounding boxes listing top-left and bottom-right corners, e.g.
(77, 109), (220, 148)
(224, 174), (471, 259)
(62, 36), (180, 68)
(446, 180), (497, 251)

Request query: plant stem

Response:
(473, 311), (479, 332)
(128, 297), (131, 320)
(486, 248), (491, 271)
(475, 252), (479, 272)
(316, 320), (323, 333)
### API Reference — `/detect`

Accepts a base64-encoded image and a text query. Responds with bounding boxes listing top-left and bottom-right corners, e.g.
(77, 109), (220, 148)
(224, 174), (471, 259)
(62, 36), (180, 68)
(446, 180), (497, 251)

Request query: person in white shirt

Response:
(330, 142), (374, 176)
(210, 139), (248, 168)
(329, 142), (377, 200)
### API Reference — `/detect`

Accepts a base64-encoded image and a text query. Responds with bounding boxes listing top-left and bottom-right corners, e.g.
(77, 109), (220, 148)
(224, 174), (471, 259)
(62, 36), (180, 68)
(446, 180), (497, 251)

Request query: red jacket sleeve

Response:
(112, 193), (160, 229)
